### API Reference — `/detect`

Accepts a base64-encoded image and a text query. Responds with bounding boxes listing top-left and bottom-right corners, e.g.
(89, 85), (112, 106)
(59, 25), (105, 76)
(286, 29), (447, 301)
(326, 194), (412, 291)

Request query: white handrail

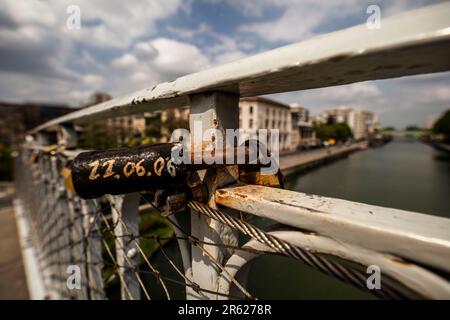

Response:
(31, 2), (450, 133)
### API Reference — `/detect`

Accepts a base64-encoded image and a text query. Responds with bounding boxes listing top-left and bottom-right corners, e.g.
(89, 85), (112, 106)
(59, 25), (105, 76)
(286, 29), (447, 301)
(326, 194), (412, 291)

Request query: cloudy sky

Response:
(0, 0), (449, 128)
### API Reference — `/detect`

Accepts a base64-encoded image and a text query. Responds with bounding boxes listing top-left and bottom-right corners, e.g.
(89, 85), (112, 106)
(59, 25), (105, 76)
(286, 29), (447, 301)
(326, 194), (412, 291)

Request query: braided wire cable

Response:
(187, 200), (413, 300)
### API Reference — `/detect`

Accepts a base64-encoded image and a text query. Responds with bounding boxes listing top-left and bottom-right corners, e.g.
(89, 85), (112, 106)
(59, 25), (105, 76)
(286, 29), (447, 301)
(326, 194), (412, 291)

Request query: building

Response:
(239, 97), (293, 152)
(160, 106), (189, 142)
(318, 107), (379, 140)
(159, 98), (315, 152)
(290, 103), (316, 149)
(108, 114), (147, 143)
(160, 98), (297, 152)
(349, 110), (380, 140)
(320, 107), (353, 125)
(82, 93), (146, 144)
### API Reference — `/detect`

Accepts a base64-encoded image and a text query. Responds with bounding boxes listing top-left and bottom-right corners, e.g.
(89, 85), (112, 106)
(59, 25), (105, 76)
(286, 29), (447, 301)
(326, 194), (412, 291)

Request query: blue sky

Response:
(0, 0), (449, 128)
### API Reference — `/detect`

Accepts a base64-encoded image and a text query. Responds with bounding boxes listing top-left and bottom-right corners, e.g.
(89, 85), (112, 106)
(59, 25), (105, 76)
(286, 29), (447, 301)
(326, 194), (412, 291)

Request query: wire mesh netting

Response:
(14, 147), (424, 300)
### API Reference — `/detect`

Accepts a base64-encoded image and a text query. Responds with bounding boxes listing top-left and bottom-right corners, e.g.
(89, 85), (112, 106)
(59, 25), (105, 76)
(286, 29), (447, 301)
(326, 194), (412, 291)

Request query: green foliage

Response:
(315, 123), (353, 142)
(433, 109), (450, 141)
(146, 113), (162, 139)
(0, 144), (13, 180)
(406, 125), (424, 131)
(78, 122), (118, 150)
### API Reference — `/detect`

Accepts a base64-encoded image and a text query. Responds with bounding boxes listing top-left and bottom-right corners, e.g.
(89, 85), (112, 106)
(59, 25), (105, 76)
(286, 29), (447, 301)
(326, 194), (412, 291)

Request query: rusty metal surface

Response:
(187, 91), (241, 300)
(31, 2), (450, 133)
(215, 184), (450, 274)
(70, 142), (270, 199)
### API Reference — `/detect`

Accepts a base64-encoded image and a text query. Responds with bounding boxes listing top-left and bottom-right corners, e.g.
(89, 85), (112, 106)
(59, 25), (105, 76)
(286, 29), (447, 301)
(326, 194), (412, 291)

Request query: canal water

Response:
(245, 137), (450, 299)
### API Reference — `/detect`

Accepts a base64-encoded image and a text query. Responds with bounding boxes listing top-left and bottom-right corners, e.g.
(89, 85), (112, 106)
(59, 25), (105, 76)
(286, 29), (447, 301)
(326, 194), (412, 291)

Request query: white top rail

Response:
(32, 2), (450, 133)
(216, 184), (450, 274)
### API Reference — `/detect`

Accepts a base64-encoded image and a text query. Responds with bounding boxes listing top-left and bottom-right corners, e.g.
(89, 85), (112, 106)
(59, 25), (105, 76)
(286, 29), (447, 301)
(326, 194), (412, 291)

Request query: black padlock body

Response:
(71, 143), (190, 199)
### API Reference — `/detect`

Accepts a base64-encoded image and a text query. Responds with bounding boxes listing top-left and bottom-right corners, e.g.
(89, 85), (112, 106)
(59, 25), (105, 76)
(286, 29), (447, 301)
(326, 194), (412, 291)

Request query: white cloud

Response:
(0, 0), (188, 104)
(316, 82), (381, 100)
(237, 0), (439, 43)
(78, 36), (213, 98)
(166, 23), (211, 40)
(111, 53), (139, 69)
(63, 0), (184, 47)
(214, 50), (248, 64)
(131, 72), (151, 82)
(419, 85), (450, 102)
(134, 42), (158, 59)
(150, 37), (210, 74)
(3, 0), (57, 26)
(108, 37), (211, 93)
(82, 74), (104, 88)
(238, 0), (359, 43)
(270, 82), (380, 107)
(64, 24), (125, 49)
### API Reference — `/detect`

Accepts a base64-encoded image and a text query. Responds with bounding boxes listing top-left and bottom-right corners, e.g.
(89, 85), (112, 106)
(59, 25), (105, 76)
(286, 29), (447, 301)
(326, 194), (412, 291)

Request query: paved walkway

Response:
(0, 183), (28, 299)
(280, 142), (368, 176)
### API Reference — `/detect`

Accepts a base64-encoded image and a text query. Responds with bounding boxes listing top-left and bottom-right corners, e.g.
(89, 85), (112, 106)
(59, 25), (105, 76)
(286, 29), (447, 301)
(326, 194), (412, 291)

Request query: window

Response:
(249, 106), (253, 114)
(249, 119), (253, 128)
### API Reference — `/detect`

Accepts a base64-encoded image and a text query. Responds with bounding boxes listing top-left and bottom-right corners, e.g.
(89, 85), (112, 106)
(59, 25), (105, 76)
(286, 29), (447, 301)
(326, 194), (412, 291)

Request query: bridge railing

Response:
(14, 2), (450, 299)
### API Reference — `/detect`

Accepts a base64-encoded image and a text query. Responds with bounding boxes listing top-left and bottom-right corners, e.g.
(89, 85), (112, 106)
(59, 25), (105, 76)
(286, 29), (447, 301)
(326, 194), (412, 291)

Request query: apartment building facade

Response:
(159, 98), (314, 152)
(239, 97), (293, 152)
(318, 107), (379, 140)
(290, 103), (316, 148)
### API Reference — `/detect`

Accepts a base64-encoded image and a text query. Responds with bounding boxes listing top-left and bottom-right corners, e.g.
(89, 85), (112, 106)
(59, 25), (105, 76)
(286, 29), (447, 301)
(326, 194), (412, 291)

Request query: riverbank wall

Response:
(425, 140), (450, 154)
(280, 142), (368, 177)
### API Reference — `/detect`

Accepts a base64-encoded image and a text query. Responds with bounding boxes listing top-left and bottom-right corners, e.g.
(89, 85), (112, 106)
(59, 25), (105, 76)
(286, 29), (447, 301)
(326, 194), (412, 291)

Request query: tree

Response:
(406, 125), (422, 131)
(433, 109), (450, 142)
(145, 113), (162, 141)
(315, 123), (353, 142)
(78, 122), (118, 150)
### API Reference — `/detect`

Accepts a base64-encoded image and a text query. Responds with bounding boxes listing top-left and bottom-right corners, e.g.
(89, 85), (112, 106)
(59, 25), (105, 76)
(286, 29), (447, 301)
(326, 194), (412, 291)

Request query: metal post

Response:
(187, 91), (240, 299)
(81, 199), (106, 299)
(108, 194), (141, 300)
(66, 194), (88, 299)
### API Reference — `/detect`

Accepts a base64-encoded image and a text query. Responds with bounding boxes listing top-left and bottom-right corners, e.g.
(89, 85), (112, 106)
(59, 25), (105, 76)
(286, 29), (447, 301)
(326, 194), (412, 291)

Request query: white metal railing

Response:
(15, 3), (450, 300)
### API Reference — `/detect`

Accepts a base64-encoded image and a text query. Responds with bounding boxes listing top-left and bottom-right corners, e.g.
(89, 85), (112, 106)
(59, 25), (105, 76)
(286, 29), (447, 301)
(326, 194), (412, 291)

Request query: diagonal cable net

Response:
(14, 147), (422, 300)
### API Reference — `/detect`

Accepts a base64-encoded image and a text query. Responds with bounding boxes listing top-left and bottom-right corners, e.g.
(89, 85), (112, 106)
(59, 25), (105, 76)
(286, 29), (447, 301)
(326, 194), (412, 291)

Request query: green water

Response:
(285, 137), (450, 218)
(245, 137), (450, 299)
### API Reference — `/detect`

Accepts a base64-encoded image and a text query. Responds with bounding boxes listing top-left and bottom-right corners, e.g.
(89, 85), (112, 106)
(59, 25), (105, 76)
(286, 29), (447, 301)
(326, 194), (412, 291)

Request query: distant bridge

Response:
(381, 130), (426, 138)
